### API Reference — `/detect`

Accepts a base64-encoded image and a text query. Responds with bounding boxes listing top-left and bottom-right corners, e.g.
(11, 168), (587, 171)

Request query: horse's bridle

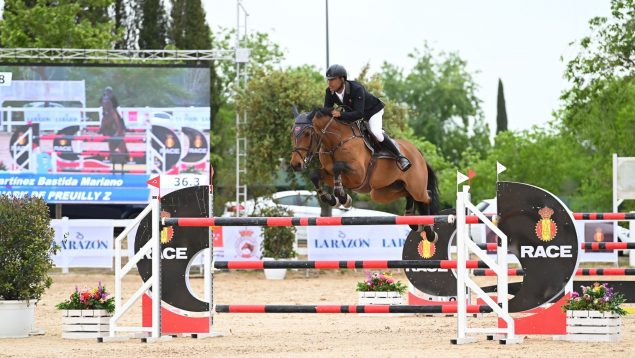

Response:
(291, 123), (320, 166)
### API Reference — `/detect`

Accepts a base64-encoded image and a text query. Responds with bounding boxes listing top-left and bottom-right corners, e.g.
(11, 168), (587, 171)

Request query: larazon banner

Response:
(307, 225), (411, 260)
(50, 219), (114, 268)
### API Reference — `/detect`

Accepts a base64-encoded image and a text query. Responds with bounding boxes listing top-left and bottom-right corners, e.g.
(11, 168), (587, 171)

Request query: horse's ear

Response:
(292, 105), (299, 118)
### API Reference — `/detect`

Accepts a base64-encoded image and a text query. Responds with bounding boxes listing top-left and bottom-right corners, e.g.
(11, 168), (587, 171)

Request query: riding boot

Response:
(382, 134), (411, 171)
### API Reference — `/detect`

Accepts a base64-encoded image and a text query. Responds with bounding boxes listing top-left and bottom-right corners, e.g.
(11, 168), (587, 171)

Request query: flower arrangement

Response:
(56, 282), (115, 313)
(356, 272), (407, 294)
(562, 282), (627, 316)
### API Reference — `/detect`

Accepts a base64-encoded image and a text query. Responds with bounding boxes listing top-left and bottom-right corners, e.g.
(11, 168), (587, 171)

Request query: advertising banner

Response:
(307, 225), (411, 260)
(0, 64), (211, 204)
(212, 226), (263, 260)
(51, 219), (114, 268)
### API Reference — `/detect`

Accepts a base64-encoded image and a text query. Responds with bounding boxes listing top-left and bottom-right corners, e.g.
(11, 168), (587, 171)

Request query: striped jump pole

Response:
(465, 212), (635, 224)
(574, 212), (635, 221)
(477, 242), (635, 251)
(213, 259), (489, 270)
(163, 215), (454, 227)
(215, 304), (493, 314)
(472, 268), (635, 276)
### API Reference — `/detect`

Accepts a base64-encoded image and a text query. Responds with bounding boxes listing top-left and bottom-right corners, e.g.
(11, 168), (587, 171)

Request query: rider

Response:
(100, 86), (126, 132)
(323, 64), (411, 171)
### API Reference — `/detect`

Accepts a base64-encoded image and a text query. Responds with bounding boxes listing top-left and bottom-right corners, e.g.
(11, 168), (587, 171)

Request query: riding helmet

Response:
(326, 64), (347, 80)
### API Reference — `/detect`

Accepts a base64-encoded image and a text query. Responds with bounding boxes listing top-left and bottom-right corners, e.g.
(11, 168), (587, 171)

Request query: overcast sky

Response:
(204, 0), (610, 133)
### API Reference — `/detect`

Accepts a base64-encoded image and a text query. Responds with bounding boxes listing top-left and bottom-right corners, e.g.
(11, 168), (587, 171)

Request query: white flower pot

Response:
(263, 257), (287, 280)
(61, 309), (112, 339)
(0, 300), (35, 338)
(357, 291), (403, 306)
(561, 310), (621, 342)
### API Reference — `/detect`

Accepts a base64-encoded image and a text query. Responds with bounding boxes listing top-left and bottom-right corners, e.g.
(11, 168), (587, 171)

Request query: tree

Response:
(169, 0), (210, 50)
(380, 44), (489, 165)
(138, 0), (168, 49)
(560, 0), (635, 211)
(0, 0), (120, 49)
(467, 125), (598, 211)
(236, 66), (324, 194)
(113, 0), (130, 49)
(496, 78), (508, 133)
(208, 29), (284, 214)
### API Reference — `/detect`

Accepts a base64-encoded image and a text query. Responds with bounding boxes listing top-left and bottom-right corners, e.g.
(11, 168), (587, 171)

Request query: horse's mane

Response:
(308, 107), (332, 120)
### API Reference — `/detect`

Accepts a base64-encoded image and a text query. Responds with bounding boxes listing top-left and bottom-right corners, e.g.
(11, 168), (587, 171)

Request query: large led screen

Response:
(0, 64), (210, 203)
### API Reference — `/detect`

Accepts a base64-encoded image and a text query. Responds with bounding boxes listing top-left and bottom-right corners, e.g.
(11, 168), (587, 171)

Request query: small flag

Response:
(147, 176), (160, 188)
(457, 171), (469, 185)
(468, 169), (476, 179)
(497, 162), (507, 175)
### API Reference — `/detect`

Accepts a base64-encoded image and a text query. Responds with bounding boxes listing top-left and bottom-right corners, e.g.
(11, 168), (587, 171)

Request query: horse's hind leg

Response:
(309, 169), (339, 207)
(416, 201), (438, 243)
(332, 161), (352, 208)
(405, 195), (418, 231)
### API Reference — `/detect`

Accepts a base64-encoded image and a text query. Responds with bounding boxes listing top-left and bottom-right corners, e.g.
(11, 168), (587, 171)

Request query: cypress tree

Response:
(169, 0), (211, 49)
(496, 78), (508, 133)
(138, 0), (168, 49)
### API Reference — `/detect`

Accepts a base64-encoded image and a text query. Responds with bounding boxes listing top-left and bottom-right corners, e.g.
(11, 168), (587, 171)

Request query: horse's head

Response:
(289, 109), (319, 172)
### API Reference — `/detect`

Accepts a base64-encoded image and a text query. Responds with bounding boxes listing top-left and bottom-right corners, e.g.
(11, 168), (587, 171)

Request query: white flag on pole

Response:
(457, 171), (469, 185)
(497, 162), (507, 175)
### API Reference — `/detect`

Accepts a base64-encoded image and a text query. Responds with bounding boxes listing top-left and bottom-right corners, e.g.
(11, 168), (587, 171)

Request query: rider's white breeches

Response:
(369, 109), (384, 142)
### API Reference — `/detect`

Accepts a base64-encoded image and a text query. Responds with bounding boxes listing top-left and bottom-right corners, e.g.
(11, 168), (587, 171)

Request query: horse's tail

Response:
(426, 163), (440, 215)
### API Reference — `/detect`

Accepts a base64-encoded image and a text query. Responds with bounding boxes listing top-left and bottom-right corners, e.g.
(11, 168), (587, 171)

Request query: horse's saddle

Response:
(356, 120), (400, 160)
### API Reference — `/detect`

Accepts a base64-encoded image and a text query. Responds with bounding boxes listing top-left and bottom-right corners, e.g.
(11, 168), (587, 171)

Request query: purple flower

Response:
(571, 292), (579, 299)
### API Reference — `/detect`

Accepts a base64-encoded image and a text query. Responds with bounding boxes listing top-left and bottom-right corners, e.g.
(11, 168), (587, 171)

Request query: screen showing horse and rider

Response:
(0, 64), (211, 204)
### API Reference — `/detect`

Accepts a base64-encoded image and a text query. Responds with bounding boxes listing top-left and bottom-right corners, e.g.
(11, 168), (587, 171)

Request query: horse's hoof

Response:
(332, 196), (340, 207)
(343, 194), (352, 208)
(428, 231), (439, 244)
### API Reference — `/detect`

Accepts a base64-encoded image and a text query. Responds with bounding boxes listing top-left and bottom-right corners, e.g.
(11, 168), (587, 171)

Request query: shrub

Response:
(255, 205), (297, 259)
(0, 195), (58, 301)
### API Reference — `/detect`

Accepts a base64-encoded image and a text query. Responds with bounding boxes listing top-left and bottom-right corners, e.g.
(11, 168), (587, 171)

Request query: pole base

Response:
(450, 337), (478, 345)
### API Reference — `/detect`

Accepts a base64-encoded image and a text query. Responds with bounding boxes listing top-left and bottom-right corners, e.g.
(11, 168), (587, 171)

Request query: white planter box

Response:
(263, 257), (287, 280)
(61, 309), (111, 339)
(0, 300), (35, 338)
(562, 310), (621, 342)
(357, 291), (403, 306)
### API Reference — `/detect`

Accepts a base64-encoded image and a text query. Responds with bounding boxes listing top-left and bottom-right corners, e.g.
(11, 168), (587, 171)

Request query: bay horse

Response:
(99, 94), (128, 174)
(289, 107), (440, 241)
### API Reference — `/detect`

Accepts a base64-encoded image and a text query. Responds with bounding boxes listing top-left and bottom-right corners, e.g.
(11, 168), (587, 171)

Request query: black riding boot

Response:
(382, 134), (411, 171)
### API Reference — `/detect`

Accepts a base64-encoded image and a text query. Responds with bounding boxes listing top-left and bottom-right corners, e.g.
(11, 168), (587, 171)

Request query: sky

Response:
(204, 0), (611, 133)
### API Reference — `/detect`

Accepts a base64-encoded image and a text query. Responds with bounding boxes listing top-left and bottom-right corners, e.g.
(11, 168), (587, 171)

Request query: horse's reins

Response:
(316, 116), (364, 157)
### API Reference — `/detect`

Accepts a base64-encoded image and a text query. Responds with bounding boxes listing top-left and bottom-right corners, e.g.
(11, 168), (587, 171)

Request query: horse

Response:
(99, 94), (128, 174)
(289, 107), (440, 241)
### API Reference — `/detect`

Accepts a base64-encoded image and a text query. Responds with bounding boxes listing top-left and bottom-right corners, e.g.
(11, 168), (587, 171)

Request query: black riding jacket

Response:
(324, 80), (384, 122)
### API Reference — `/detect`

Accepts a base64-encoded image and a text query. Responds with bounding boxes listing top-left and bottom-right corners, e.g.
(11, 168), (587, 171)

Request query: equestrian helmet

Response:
(326, 64), (347, 80)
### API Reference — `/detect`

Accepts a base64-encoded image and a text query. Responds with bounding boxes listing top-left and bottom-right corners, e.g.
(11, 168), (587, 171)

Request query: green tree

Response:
(138, 0), (168, 49)
(113, 0), (131, 49)
(496, 78), (508, 133)
(559, 0), (635, 211)
(208, 29), (284, 214)
(236, 66), (324, 194)
(467, 125), (598, 211)
(169, 0), (210, 50)
(380, 44), (489, 165)
(0, 0), (120, 48)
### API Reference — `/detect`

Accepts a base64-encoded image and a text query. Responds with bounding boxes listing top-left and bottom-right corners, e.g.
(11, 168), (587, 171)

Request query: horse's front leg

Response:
(309, 169), (339, 207)
(332, 161), (352, 208)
